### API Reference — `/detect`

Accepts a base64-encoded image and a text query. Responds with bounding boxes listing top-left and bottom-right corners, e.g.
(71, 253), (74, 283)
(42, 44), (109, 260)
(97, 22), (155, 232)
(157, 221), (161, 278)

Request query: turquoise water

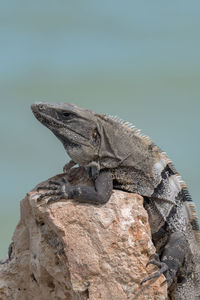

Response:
(0, 1), (200, 258)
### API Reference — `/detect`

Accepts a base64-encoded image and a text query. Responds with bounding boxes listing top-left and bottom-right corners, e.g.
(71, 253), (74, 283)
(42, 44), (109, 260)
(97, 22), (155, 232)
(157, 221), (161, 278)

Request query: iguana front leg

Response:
(141, 231), (186, 287)
(37, 170), (113, 204)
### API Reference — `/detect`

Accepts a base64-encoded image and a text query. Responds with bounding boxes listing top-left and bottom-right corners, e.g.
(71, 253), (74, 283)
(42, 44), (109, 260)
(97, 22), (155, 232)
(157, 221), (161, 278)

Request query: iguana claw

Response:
(37, 177), (72, 203)
(140, 253), (168, 285)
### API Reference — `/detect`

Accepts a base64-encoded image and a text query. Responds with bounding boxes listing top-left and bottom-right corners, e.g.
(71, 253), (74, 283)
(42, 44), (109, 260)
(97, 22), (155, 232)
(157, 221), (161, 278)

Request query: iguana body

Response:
(31, 102), (200, 299)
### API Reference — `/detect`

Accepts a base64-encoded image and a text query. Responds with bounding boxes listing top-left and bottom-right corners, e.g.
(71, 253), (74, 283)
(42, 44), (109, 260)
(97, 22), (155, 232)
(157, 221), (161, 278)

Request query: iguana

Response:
(31, 102), (200, 299)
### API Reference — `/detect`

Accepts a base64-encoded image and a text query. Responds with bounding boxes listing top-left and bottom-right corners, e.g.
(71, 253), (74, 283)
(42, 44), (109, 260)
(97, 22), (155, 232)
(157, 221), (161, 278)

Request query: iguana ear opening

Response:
(90, 128), (100, 148)
(92, 129), (98, 141)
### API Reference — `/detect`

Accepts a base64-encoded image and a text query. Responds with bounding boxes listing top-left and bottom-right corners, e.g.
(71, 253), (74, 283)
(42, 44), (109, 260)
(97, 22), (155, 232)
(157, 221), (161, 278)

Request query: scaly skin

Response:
(32, 102), (200, 299)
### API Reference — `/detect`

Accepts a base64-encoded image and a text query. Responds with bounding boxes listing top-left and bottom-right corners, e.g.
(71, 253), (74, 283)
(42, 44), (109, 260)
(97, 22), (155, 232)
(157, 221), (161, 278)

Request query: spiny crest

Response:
(183, 190), (200, 246)
(186, 202), (200, 246)
(106, 114), (136, 130)
(106, 114), (152, 143)
(182, 188), (193, 202)
(176, 175), (187, 187)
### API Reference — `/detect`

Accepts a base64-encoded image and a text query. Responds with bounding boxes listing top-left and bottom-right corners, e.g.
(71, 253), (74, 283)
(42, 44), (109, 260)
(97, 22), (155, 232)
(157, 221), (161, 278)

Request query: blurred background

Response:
(0, 1), (200, 258)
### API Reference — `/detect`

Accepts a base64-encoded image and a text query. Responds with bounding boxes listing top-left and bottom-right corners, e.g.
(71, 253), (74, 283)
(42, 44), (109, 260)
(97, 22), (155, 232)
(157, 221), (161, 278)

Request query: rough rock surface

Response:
(0, 170), (167, 300)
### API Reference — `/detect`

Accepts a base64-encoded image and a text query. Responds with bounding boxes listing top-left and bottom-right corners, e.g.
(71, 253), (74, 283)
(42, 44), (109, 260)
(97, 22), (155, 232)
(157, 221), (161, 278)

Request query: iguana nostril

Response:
(38, 104), (44, 111)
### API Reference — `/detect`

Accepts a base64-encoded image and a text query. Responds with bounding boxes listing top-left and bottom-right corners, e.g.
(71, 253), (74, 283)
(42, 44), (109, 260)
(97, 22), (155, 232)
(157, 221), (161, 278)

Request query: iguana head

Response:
(31, 102), (154, 172)
(31, 102), (101, 166)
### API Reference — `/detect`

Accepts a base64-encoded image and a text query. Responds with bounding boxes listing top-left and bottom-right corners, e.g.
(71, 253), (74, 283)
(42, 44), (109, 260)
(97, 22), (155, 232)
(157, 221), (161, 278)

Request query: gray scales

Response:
(31, 102), (200, 300)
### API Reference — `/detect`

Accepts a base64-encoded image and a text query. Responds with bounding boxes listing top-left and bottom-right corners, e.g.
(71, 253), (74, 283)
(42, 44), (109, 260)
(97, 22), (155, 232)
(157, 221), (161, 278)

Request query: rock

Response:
(0, 171), (168, 300)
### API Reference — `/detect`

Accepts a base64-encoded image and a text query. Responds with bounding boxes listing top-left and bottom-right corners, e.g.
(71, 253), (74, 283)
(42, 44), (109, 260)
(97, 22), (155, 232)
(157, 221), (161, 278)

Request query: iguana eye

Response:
(62, 112), (71, 118)
(61, 112), (76, 120)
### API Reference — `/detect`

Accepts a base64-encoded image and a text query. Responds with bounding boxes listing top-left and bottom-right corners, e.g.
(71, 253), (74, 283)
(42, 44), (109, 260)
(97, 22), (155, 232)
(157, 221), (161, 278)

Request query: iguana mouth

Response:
(31, 107), (63, 130)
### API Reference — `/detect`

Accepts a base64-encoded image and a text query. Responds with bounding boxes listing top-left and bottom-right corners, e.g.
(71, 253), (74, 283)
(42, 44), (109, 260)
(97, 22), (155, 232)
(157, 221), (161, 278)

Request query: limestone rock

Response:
(0, 171), (167, 300)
